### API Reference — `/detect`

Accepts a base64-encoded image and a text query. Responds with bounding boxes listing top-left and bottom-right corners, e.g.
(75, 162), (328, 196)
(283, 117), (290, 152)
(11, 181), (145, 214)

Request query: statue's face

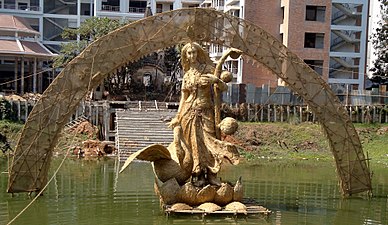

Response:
(186, 46), (198, 64)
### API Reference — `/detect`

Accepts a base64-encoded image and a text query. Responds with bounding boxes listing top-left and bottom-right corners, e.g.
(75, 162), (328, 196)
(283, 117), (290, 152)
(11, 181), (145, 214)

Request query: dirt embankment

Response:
(58, 121), (116, 158)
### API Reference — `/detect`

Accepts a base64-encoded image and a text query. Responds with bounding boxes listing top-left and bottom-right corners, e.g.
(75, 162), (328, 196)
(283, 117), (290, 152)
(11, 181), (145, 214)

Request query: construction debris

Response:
(4, 94), (26, 102)
(67, 119), (116, 158)
(73, 140), (116, 158)
(72, 121), (99, 139)
(22, 93), (42, 102)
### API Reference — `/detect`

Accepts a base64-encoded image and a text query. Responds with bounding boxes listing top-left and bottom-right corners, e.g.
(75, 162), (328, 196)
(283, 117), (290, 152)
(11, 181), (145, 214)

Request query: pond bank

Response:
(1, 120), (387, 164)
(229, 122), (388, 164)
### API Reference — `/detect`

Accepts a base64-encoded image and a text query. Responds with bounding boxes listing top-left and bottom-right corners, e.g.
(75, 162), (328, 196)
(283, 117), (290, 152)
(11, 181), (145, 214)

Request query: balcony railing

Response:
(101, 5), (120, 12)
(214, 0), (225, 7)
(2, 4), (40, 11)
(225, 0), (239, 6)
(100, 5), (146, 14)
(128, 7), (146, 14)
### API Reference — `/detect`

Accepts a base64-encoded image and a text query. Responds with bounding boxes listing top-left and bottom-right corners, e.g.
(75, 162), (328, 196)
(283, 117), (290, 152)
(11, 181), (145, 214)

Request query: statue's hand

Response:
(214, 81), (227, 91)
(200, 74), (221, 85)
(207, 74), (227, 91)
(168, 117), (180, 128)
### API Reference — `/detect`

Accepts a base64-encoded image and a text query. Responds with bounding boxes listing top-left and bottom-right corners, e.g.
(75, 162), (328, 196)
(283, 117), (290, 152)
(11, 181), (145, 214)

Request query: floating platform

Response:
(165, 205), (271, 216)
(164, 199), (271, 218)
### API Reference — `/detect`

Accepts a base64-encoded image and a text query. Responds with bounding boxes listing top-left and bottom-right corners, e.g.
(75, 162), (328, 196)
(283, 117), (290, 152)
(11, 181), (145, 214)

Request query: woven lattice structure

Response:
(7, 8), (371, 195)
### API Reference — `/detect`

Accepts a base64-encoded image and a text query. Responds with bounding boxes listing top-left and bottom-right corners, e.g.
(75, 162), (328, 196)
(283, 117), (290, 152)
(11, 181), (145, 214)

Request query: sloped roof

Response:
(0, 15), (55, 58)
(0, 39), (56, 58)
(0, 14), (39, 37)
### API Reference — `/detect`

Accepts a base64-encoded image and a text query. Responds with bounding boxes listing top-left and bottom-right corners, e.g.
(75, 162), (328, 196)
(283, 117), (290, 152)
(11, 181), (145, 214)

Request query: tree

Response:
(370, 0), (388, 83)
(53, 17), (181, 99)
(53, 17), (124, 68)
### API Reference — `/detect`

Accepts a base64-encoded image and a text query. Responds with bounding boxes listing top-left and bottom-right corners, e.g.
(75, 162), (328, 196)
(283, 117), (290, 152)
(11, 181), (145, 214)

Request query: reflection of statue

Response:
(120, 42), (243, 208)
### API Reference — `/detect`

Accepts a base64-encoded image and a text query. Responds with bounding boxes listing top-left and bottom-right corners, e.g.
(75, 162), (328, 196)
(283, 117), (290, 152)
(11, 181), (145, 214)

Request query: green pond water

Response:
(0, 157), (387, 225)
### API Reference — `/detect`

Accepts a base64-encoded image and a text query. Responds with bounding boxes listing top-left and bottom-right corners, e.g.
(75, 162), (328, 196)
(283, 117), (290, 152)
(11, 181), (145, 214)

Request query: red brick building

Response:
(223, 0), (369, 92)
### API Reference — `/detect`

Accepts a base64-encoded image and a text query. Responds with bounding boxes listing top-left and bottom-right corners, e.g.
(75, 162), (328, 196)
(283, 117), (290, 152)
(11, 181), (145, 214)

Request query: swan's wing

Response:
(119, 144), (171, 173)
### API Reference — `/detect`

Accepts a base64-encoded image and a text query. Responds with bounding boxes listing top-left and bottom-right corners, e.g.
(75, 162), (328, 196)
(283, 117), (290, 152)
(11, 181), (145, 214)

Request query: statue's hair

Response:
(181, 42), (213, 72)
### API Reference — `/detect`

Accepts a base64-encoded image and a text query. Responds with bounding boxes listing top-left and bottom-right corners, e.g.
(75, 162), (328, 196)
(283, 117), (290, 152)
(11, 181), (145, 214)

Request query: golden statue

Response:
(120, 42), (244, 209)
(169, 42), (239, 186)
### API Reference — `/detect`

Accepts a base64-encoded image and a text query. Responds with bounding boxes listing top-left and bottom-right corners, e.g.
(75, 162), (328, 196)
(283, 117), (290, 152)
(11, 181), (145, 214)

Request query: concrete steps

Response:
(115, 110), (176, 161)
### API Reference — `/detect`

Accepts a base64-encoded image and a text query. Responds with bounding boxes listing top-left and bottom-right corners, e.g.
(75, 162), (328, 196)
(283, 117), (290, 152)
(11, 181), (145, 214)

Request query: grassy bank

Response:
(1, 120), (387, 164)
(230, 122), (388, 164)
(0, 120), (23, 151)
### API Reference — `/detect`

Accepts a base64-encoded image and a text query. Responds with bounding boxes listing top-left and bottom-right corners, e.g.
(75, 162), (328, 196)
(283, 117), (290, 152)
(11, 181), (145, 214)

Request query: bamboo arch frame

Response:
(7, 8), (371, 195)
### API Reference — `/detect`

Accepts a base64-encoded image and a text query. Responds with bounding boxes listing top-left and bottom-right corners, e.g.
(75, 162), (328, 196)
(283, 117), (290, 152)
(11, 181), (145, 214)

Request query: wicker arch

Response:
(8, 8), (371, 195)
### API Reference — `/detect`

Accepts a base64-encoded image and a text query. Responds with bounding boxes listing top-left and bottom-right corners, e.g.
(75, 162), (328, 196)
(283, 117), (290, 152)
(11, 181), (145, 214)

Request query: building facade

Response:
(0, 14), (55, 94)
(244, 0), (370, 92)
(0, 0), (203, 52)
(0, 0), (371, 93)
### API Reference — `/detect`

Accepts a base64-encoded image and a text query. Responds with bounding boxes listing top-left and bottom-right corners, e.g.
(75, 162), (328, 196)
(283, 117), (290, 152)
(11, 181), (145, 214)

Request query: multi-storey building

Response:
(0, 14), (55, 94)
(0, 0), (202, 94)
(207, 0), (245, 84)
(223, 0), (370, 92)
(0, 0), (371, 93)
(0, 0), (202, 52)
(329, 0), (369, 92)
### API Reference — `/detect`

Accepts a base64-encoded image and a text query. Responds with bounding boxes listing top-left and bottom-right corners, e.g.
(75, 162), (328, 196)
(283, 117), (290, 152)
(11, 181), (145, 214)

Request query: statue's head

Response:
(181, 42), (212, 72)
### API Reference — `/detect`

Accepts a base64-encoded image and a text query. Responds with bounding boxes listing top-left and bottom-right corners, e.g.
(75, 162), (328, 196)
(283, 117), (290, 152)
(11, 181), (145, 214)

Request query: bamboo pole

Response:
(24, 101), (28, 121)
(21, 57), (24, 95)
(14, 57), (18, 93)
(17, 101), (21, 121)
(33, 58), (37, 93)
(103, 101), (109, 141)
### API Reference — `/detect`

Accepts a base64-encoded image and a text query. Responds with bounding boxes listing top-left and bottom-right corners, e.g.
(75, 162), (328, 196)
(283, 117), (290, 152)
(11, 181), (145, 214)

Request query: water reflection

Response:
(0, 158), (387, 225)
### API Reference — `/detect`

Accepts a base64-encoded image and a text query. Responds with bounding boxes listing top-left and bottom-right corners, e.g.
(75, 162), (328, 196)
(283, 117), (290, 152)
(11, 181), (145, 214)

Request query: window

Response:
(129, 1), (146, 8)
(226, 60), (238, 75)
(304, 60), (323, 75)
(304, 33), (316, 48)
(102, 0), (120, 11)
(81, 3), (91, 15)
(143, 73), (151, 87)
(156, 4), (162, 13)
(306, 5), (326, 22)
(230, 10), (239, 17)
(213, 0), (224, 7)
(212, 44), (223, 53)
(18, 2), (28, 10)
(3, 60), (15, 65)
(30, 25), (39, 31)
(128, 1), (146, 13)
(306, 6), (316, 21)
(304, 33), (324, 49)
